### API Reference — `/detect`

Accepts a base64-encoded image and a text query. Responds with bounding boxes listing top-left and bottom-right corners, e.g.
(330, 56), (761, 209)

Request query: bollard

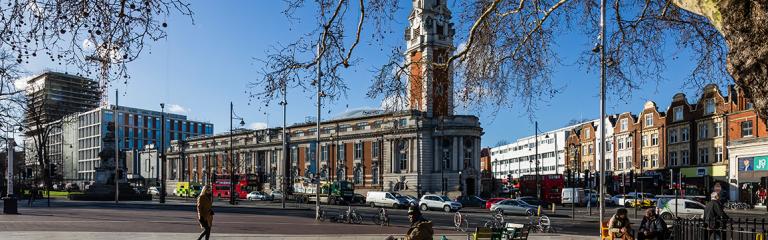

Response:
(551, 203), (556, 213)
(538, 205), (542, 216)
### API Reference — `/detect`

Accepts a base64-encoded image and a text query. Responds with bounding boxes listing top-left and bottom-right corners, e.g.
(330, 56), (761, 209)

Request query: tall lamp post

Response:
(597, 0), (607, 226)
(160, 103), (166, 204)
(230, 102), (245, 205)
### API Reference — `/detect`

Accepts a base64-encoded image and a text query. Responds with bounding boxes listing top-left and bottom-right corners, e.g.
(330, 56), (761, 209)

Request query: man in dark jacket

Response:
(704, 192), (729, 240)
(638, 208), (668, 239)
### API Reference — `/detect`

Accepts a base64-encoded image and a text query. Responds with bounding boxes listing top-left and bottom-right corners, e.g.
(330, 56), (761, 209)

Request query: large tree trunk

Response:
(676, 0), (768, 119)
(720, 0), (768, 119)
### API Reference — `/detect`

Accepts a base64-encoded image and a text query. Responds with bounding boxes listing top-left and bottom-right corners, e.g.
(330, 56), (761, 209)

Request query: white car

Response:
(148, 187), (160, 196)
(656, 198), (705, 220)
(419, 194), (462, 212)
(270, 190), (284, 200)
(247, 191), (270, 200)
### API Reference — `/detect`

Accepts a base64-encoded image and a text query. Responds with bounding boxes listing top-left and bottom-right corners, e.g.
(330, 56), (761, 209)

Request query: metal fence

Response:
(673, 218), (768, 240)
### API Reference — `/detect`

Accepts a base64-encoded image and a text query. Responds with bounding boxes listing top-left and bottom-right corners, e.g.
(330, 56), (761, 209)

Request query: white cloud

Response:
(14, 75), (36, 91)
(248, 122), (268, 130)
(167, 104), (190, 114)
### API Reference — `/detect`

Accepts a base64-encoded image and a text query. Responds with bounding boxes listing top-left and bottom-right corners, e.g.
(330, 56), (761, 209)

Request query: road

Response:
(2, 197), (767, 237)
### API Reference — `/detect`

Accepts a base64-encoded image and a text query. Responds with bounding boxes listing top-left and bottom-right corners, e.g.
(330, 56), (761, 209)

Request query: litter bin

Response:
(2, 195), (18, 214)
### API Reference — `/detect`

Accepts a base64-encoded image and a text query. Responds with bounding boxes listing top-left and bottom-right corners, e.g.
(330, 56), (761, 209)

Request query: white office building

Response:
(490, 125), (577, 180)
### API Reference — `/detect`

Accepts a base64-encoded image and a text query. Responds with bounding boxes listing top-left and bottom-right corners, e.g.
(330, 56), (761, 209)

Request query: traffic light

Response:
(629, 170), (635, 189)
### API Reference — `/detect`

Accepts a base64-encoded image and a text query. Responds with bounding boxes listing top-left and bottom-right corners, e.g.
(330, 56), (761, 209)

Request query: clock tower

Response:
(405, 0), (455, 117)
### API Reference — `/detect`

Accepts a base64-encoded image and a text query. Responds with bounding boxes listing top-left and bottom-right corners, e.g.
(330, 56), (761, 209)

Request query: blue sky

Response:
(19, 1), (727, 147)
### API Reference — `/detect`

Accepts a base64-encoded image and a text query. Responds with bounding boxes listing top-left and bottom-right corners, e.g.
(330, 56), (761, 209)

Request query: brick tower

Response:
(405, 0), (455, 118)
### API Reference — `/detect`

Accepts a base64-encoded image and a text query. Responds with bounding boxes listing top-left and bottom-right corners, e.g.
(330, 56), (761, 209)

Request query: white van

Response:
(561, 188), (585, 206)
(366, 191), (405, 208)
(657, 198), (705, 220)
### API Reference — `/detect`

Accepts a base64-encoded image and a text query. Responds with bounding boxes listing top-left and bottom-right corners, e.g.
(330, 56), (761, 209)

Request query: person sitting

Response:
(637, 208), (668, 240)
(609, 208), (634, 240)
(385, 206), (433, 240)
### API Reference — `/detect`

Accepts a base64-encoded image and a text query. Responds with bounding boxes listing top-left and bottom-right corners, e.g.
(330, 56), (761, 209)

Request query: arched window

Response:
(371, 164), (379, 185)
(354, 167), (363, 184)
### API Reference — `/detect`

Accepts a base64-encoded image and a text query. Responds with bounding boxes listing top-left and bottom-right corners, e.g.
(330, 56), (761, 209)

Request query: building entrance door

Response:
(465, 178), (476, 196)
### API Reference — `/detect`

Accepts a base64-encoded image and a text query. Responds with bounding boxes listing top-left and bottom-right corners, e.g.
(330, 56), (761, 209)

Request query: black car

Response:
(456, 195), (487, 208)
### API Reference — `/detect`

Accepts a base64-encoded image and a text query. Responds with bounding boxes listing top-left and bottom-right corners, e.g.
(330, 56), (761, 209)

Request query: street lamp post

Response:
(598, 0), (607, 226)
(160, 103), (166, 204)
(230, 102), (245, 205)
(114, 89), (120, 204)
(279, 83), (288, 209)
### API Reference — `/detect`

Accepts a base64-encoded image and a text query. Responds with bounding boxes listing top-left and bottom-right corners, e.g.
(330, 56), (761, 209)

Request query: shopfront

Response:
(727, 137), (768, 201)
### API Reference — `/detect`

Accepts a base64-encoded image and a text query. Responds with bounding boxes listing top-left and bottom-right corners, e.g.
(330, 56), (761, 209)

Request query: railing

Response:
(673, 218), (768, 240)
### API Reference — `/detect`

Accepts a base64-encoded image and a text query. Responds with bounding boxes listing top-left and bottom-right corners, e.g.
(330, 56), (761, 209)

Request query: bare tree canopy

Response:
(251, 0), (767, 121)
(0, 0), (192, 88)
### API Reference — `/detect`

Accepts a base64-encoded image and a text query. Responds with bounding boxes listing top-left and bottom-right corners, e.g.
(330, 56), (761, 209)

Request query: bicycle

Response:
(453, 211), (469, 232)
(528, 214), (554, 233)
(483, 211), (505, 229)
(345, 206), (363, 224)
(373, 208), (390, 226)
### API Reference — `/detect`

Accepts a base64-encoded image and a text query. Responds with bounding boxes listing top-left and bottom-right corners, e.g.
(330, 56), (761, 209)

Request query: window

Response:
(651, 133), (658, 146)
(621, 119), (628, 131)
(651, 154), (658, 168)
(682, 127), (690, 141)
(715, 146), (723, 163)
(626, 156), (633, 169)
(681, 150), (690, 165)
(291, 147), (298, 166)
(674, 106), (684, 121)
(705, 99), (715, 114)
(742, 121), (754, 137)
(585, 128), (591, 139)
(642, 156), (649, 168)
(397, 119), (407, 127)
(618, 156), (624, 170)
(645, 114), (654, 127)
(714, 122), (722, 137)
(399, 141), (409, 171)
(641, 135), (648, 147)
(699, 148), (709, 164)
(354, 142), (363, 160)
(746, 102), (754, 110)
(669, 152), (678, 166)
(669, 129), (678, 143)
(588, 144), (594, 154)
(698, 123), (709, 139)
(627, 136), (633, 148)
(354, 167), (363, 184)
(371, 166), (379, 184)
(354, 122), (368, 131)
(618, 137), (625, 150)
(583, 145), (588, 156)
(338, 143), (346, 161)
(372, 141), (380, 158)
(605, 140), (612, 152)
(321, 145), (329, 162)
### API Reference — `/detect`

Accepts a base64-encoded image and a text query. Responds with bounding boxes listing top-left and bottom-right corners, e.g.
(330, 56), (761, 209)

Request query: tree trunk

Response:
(719, 0), (768, 119)
(676, 0), (768, 119)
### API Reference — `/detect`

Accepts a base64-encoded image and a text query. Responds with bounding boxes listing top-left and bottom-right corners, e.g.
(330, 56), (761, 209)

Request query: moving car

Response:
(367, 191), (406, 208)
(490, 199), (537, 216)
(270, 190), (284, 200)
(396, 194), (419, 207)
(148, 186), (160, 196)
(656, 198), (705, 220)
(485, 198), (508, 209)
(613, 194), (653, 208)
(247, 191), (270, 200)
(419, 194), (463, 212)
(516, 196), (545, 206)
(456, 195), (487, 208)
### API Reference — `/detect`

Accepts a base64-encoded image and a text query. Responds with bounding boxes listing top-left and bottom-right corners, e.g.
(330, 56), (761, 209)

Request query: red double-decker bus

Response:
(211, 174), (260, 200)
(519, 174), (564, 204)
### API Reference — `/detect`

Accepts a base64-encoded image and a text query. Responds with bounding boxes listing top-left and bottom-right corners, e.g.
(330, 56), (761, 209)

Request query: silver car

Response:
(490, 199), (537, 216)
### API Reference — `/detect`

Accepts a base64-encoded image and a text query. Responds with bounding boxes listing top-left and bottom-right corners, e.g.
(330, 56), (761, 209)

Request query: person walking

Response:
(385, 206), (433, 240)
(705, 192), (729, 240)
(196, 185), (214, 240)
(608, 208), (634, 240)
(27, 185), (36, 207)
(637, 208), (668, 240)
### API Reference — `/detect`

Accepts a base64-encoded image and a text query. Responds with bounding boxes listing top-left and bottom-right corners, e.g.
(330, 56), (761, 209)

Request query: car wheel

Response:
(661, 212), (673, 221)
(444, 205), (451, 212)
(370, 202), (376, 208)
(624, 201), (632, 207)
(420, 204), (428, 211)
(495, 209), (504, 215)
(525, 209), (534, 216)
(393, 203), (400, 209)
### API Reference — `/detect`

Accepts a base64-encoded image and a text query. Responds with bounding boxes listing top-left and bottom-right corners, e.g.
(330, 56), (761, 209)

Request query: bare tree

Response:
(251, 0), (767, 121)
(0, 0), (193, 92)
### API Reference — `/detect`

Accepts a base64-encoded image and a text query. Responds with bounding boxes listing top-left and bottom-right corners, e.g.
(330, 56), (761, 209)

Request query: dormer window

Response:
(645, 114), (653, 127)
(705, 99), (715, 114)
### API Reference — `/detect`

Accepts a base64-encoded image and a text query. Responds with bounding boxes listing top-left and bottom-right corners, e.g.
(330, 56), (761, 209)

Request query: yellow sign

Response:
(681, 166), (727, 177)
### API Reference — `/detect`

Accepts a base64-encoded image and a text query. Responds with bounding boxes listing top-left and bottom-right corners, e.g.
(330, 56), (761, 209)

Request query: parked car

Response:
(656, 198), (705, 220)
(419, 194), (462, 212)
(65, 183), (80, 192)
(627, 192), (657, 204)
(490, 199), (537, 216)
(148, 186), (160, 196)
(367, 191), (406, 208)
(613, 194), (653, 208)
(456, 195), (487, 208)
(516, 196), (545, 206)
(247, 191), (270, 200)
(270, 190), (284, 200)
(352, 193), (366, 204)
(485, 197), (508, 209)
(396, 194), (419, 207)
